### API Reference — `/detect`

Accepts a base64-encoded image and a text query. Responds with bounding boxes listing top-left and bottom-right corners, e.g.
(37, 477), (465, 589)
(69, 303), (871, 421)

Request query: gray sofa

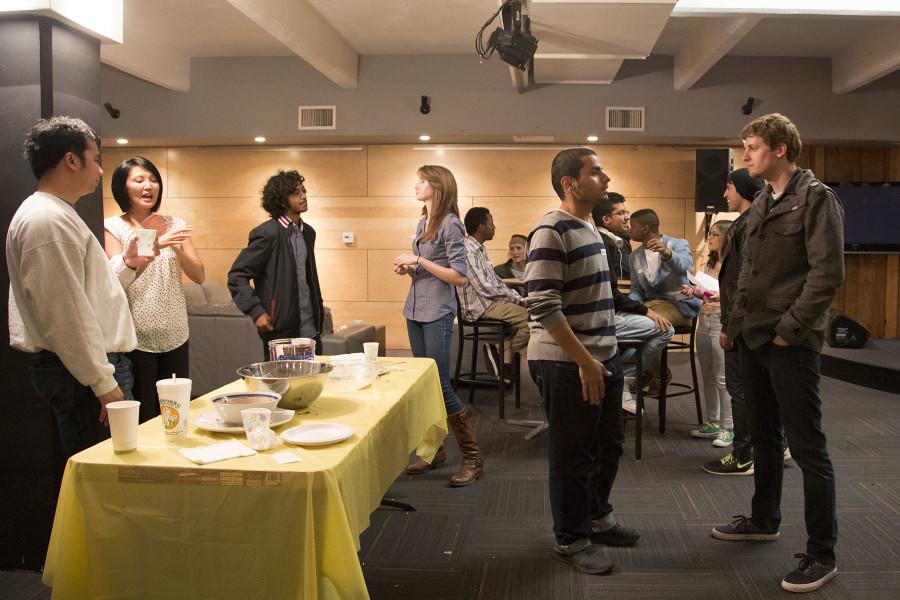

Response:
(184, 282), (385, 396)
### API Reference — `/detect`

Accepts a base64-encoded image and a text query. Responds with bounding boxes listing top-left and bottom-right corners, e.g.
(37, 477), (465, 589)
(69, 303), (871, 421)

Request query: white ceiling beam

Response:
(673, 16), (761, 91)
(101, 18), (190, 91)
(672, 0), (900, 18)
(225, 0), (358, 89)
(832, 21), (900, 93)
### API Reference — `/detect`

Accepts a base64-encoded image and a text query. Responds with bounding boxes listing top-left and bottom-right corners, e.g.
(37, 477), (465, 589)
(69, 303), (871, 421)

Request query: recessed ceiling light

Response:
(254, 136), (266, 143)
(116, 138), (129, 145)
(586, 135), (599, 143)
(419, 135), (431, 142)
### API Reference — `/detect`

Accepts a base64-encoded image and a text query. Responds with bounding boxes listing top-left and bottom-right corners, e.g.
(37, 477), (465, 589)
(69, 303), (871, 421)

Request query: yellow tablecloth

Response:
(42, 357), (447, 600)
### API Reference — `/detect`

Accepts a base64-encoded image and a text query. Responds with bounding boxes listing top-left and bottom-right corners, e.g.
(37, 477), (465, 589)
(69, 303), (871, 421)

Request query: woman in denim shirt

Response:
(393, 165), (484, 486)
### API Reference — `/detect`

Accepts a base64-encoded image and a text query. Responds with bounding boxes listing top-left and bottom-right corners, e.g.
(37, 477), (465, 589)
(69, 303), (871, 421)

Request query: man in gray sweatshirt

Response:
(7, 116), (150, 457)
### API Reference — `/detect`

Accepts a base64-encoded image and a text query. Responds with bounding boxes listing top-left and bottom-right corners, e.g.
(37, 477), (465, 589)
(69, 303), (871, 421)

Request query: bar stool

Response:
(618, 338), (648, 459)
(453, 305), (521, 420)
(657, 316), (703, 433)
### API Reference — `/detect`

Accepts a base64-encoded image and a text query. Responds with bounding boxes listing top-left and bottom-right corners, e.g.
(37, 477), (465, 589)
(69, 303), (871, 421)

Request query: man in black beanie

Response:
(703, 167), (764, 476)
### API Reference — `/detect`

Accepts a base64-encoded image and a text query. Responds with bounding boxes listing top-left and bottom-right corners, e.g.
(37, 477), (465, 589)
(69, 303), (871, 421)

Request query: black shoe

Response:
(552, 543), (614, 575)
(781, 554), (837, 593)
(711, 515), (780, 541)
(703, 453), (753, 476)
(591, 522), (640, 546)
(482, 343), (500, 378)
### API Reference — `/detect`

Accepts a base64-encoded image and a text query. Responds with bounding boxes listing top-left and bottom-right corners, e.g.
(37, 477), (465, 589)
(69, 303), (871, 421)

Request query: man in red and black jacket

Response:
(228, 169), (324, 358)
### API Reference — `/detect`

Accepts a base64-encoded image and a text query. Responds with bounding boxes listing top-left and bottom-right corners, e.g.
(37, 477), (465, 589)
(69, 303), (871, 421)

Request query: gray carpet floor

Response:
(5, 353), (899, 599)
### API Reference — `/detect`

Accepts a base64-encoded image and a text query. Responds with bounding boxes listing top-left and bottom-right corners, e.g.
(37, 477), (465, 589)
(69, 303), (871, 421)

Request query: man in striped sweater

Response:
(526, 147), (639, 575)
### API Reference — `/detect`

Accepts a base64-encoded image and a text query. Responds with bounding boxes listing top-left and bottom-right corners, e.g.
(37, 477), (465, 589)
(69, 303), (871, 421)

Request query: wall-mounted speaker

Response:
(695, 149), (733, 213)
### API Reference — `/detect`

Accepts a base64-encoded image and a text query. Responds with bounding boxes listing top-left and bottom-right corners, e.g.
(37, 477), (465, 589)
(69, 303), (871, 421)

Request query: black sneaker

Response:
(712, 515), (780, 541)
(482, 343), (500, 378)
(703, 453), (754, 476)
(591, 522), (640, 546)
(552, 543), (614, 575)
(781, 553), (837, 593)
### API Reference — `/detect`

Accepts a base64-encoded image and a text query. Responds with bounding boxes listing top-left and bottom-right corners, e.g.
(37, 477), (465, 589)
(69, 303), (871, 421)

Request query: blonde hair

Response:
(418, 165), (460, 242)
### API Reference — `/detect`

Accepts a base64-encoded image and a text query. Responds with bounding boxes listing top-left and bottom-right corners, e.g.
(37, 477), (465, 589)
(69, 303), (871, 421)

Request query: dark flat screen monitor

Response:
(833, 185), (900, 254)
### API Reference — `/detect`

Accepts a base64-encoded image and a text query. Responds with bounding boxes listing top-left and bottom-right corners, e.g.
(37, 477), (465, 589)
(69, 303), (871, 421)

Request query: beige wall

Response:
(103, 144), (726, 349)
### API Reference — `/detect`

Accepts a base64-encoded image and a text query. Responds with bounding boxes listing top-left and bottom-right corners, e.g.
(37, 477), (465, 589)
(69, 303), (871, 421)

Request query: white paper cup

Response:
(363, 342), (379, 362)
(107, 400), (140, 452)
(157, 377), (192, 442)
(135, 228), (157, 256)
(242, 408), (273, 450)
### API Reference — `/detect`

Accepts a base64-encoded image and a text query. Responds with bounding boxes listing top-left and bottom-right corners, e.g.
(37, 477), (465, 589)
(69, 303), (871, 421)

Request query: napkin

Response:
(328, 353), (367, 362)
(179, 441), (256, 465)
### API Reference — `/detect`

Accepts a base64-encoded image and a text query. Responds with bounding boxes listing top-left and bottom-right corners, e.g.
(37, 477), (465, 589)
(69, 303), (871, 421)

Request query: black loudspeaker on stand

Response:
(827, 309), (869, 349)
(695, 149), (734, 213)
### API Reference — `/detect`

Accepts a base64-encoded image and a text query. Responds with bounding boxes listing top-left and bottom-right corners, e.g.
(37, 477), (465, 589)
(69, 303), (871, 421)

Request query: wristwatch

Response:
(661, 246), (673, 261)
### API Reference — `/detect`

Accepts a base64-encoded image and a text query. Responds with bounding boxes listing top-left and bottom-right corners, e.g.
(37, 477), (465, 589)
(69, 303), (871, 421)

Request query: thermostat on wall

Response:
(342, 232), (354, 244)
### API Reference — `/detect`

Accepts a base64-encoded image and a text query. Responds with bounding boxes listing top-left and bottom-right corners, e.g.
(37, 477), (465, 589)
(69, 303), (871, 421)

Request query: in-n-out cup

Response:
(135, 228), (157, 257)
(363, 342), (379, 362)
(107, 400), (140, 452)
(157, 377), (192, 442)
(242, 408), (273, 450)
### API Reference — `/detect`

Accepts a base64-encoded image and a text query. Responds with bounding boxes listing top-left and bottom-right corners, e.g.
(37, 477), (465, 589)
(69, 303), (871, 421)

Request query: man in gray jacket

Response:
(711, 114), (844, 594)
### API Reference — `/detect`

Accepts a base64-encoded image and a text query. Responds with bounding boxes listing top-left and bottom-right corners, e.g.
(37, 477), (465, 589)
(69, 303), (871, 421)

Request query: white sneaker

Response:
(784, 447), (792, 462)
(482, 343), (500, 378)
(621, 388), (639, 414)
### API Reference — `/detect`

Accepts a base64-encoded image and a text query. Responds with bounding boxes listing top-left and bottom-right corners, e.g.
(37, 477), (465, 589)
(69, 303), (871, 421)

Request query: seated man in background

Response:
(458, 207), (529, 377)
(628, 208), (700, 394)
(493, 233), (528, 297)
(592, 196), (673, 412)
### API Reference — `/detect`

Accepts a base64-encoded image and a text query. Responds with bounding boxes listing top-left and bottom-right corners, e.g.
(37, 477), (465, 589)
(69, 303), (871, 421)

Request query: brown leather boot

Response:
(447, 408), (484, 487)
(405, 446), (446, 475)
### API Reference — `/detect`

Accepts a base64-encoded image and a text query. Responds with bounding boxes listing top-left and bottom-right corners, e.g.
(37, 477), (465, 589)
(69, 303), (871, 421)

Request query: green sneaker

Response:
(703, 453), (753, 476)
(691, 422), (720, 439)
(712, 429), (735, 448)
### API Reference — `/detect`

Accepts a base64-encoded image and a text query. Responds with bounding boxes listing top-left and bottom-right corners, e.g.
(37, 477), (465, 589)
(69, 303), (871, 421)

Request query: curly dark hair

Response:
(261, 170), (305, 218)
(110, 157), (163, 213)
(23, 115), (100, 179)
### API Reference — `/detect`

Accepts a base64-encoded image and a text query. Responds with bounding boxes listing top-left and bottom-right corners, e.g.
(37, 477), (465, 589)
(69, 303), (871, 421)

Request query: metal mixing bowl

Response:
(236, 360), (333, 410)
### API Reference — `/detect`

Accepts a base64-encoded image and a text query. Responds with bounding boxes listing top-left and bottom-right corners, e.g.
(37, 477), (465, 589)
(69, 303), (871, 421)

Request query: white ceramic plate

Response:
(280, 423), (354, 447)
(193, 408), (295, 433)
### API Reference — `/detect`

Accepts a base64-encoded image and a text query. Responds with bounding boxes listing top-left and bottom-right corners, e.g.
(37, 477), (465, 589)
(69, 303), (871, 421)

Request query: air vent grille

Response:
(605, 107), (645, 132)
(298, 106), (336, 130)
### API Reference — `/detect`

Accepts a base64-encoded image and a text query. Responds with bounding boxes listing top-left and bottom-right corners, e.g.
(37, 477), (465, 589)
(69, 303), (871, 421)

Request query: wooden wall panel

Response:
(367, 145), (559, 198)
(886, 255), (899, 339)
(304, 197), (421, 250)
(316, 249), (367, 302)
(367, 250), (411, 302)
(166, 147), (367, 198)
(96, 142), (897, 345)
(165, 197), (268, 249)
(196, 248), (241, 286)
(889, 147), (900, 181)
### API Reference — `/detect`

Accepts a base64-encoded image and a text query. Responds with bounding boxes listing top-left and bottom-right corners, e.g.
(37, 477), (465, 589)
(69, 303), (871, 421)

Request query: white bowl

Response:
(211, 392), (280, 425)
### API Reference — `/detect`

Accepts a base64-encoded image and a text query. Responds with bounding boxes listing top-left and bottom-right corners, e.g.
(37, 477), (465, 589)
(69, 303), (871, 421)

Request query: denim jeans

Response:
(739, 338), (837, 565)
(530, 353), (624, 546)
(407, 313), (464, 415)
(696, 312), (732, 428)
(30, 351), (135, 459)
(615, 312), (673, 377)
(724, 347), (751, 460)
